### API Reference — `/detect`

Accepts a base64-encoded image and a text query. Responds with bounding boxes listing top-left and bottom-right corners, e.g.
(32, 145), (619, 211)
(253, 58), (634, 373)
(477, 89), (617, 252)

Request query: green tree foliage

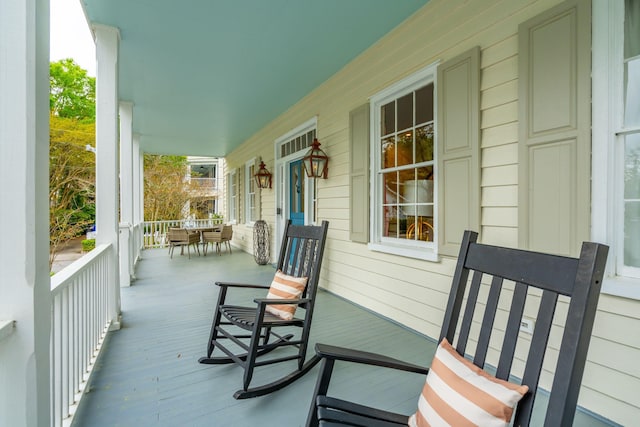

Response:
(49, 59), (96, 270)
(50, 58), (96, 121)
(144, 155), (193, 222)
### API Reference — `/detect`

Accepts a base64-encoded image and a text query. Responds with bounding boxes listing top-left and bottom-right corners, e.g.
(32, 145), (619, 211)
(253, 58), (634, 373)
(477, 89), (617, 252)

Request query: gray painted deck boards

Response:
(71, 247), (613, 427)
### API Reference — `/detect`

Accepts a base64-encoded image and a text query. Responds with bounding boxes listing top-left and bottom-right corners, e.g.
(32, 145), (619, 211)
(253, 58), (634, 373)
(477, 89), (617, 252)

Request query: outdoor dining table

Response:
(185, 225), (222, 253)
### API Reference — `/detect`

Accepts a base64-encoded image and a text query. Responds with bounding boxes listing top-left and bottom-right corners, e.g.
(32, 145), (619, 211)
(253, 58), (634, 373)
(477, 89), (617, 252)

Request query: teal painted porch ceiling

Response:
(81, 0), (428, 156)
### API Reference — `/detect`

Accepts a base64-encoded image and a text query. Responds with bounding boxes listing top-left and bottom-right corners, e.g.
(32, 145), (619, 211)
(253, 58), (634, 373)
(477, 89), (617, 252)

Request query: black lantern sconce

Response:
(254, 160), (272, 189)
(302, 138), (329, 179)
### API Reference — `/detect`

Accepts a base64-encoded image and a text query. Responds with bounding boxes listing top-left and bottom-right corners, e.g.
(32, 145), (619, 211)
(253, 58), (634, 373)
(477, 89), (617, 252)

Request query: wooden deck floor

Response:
(71, 247), (613, 427)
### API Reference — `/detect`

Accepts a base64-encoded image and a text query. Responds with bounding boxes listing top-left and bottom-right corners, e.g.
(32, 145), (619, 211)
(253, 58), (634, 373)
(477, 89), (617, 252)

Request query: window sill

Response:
(601, 276), (640, 301)
(368, 242), (439, 262)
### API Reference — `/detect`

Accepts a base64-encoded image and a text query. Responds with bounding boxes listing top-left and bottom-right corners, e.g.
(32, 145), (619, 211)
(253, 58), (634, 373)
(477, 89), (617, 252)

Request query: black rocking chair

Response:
(199, 220), (329, 399)
(306, 230), (608, 427)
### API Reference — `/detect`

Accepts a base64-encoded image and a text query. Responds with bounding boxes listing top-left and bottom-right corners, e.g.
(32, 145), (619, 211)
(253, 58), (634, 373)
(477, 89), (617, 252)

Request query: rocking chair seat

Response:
(219, 303), (305, 328)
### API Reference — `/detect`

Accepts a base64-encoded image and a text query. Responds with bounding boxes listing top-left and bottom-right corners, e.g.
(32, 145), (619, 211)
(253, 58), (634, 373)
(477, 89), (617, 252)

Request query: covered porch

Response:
(2, 0), (639, 426)
(70, 249), (608, 427)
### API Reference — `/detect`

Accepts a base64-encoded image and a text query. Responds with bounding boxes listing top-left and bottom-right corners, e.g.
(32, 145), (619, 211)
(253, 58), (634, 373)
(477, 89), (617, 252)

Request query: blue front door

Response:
(289, 160), (305, 225)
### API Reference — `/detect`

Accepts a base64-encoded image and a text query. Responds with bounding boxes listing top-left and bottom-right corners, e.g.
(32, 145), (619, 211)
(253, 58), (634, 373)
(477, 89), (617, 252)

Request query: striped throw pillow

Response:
(408, 338), (529, 427)
(264, 270), (308, 320)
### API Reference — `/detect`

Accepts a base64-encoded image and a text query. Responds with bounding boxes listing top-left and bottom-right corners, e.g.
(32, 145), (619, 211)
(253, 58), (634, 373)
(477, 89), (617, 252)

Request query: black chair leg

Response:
(243, 324), (263, 390)
(306, 357), (335, 427)
(205, 287), (228, 357)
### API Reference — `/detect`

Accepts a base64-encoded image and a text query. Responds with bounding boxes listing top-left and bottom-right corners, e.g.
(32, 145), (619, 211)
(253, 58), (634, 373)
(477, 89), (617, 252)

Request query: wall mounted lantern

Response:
(302, 138), (329, 179)
(254, 160), (272, 189)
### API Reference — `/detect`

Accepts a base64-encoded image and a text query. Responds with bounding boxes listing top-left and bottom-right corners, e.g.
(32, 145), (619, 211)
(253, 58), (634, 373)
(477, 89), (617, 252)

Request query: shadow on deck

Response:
(71, 247), (613, 427)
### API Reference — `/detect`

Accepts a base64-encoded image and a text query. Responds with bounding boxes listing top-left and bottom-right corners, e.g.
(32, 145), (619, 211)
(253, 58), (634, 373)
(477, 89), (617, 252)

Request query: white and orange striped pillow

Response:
(264, 270), (308, 320)
(408, 338), (528, 427)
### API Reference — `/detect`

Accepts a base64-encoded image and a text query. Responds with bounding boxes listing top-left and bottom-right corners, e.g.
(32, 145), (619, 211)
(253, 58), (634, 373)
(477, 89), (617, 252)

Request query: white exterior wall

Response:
(224, 0), (640, 424)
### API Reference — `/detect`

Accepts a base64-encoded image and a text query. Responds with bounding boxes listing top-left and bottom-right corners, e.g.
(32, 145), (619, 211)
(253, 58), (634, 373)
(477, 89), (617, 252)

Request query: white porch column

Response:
(138, 137), (145, 224)
(0, 0), (51, 426)
(94, 24), (122, 328)
(133, 134), (143, 259)
(119, 102), (133, 287)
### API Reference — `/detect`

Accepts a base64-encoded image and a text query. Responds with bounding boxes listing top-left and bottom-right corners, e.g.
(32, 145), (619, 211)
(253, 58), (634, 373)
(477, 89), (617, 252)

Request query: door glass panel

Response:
(290, 160), (305, 225)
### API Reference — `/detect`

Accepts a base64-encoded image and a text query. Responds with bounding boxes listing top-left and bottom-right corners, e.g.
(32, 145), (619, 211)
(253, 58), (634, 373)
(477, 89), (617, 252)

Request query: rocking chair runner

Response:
(306, 230), (608, 427)
(199, 220), (329, 399)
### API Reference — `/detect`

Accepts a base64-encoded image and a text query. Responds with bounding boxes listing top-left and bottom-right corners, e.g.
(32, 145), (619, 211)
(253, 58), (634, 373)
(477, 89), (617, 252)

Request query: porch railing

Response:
(50, 243), (113, 427)
(188, 177), (218, 190)
(142, 218), (224, 248)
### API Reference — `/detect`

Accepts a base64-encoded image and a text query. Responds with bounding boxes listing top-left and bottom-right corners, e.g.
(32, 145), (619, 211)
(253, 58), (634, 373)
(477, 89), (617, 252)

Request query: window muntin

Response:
(371, 64), (437, 257)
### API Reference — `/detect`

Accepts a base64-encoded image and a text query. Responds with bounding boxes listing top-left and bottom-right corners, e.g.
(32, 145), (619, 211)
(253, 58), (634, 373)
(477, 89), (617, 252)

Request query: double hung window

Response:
(228, 169), (237, 223)
(370, 64), (437, 259)
(245, 160), (256, 224)
(620, 0), (640, 278)
(593, 0), (640, 295)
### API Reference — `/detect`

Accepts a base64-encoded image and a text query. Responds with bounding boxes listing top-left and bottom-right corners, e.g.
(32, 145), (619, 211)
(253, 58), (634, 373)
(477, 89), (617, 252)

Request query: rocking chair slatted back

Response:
(276, 222), (328, 305)
(439, 231), (608, 426)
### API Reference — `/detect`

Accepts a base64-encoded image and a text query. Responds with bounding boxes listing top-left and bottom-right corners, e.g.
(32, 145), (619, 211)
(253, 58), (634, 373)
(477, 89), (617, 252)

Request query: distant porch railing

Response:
(50, 243), (115, 427)
(143, 218), (224, 248)
(188, 177), (218, 190)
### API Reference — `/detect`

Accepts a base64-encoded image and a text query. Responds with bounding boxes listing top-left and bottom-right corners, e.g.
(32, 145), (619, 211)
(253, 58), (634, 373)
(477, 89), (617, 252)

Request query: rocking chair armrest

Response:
(254, 297), (311, 306)
(215, 281), (271, 290)
(314, 343), (429, 375)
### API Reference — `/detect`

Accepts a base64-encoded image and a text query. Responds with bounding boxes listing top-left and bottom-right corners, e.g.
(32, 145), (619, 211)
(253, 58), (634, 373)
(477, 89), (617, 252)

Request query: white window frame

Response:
(228, 169), (237, 224)
(368, 62), (438, 261)
(245, 158), (257, 225)
(592, 0), (640, 299)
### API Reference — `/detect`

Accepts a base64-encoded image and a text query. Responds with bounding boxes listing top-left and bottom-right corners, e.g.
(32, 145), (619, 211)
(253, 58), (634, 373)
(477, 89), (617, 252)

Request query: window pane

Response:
(401, 169), (434, 242)
(397, 131), (413, 167)
(624, 0), (640, 59)
(625, 201), (640, 267)
(624, 133), (640, 268)
(383, 205), (399, 238)
(416, 84), (434, 124)
(382, 171), (399, 206)
(381, 102), (395, 136)
(624, 133), (640, 199)
(416, 123), (434, 163)
(249, 193), (255, 221)
(624, 57), (640, 127)
(381, 136), (396, 169)
(397, 93), (413, 132)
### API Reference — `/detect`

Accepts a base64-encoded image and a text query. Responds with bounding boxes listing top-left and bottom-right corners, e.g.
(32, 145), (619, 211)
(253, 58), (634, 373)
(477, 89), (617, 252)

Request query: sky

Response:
(50, 0), (96, 76)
